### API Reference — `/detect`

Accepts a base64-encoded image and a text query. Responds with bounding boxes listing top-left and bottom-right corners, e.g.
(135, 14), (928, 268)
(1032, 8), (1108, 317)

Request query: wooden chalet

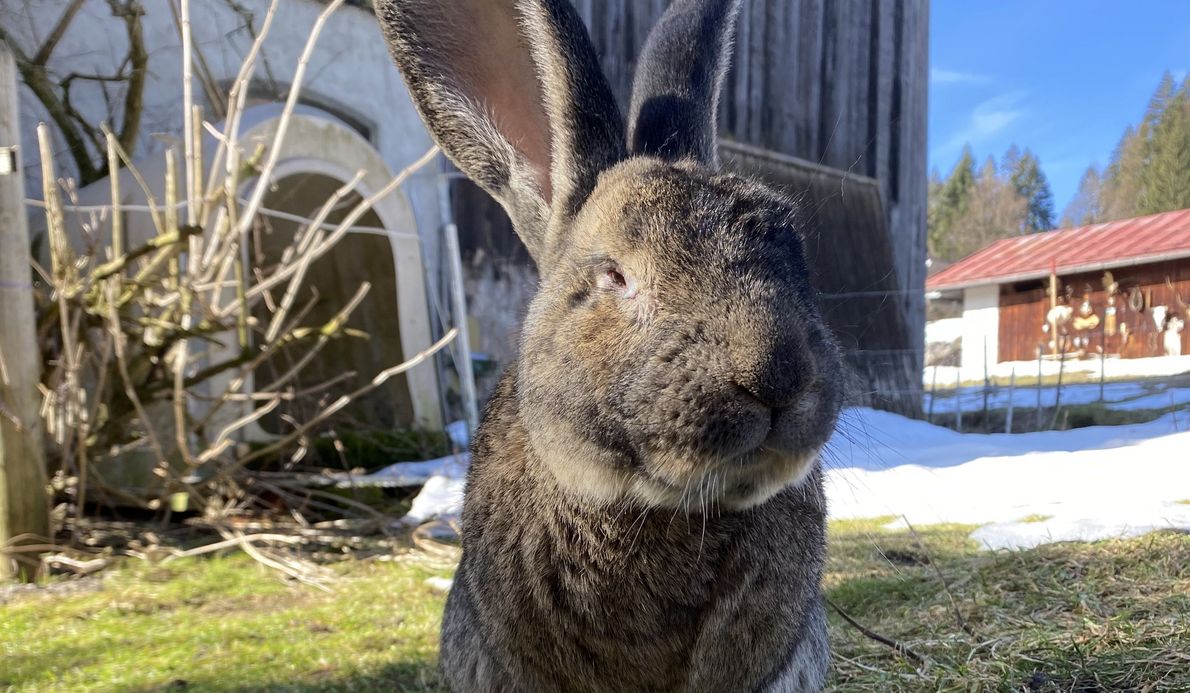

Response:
(927, 209), (1190, 377)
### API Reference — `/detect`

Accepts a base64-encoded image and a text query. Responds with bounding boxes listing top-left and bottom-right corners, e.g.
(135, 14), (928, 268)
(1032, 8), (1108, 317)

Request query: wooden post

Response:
(926, 364), (938, 424)
(0, 41), (50, 581)
(981, 336), (991, 432)
(1005, 368), (1016, 433)
(1099, 321), (1107, 402)
(1049, 337), (1067, 431)
(1034, 345), (1044, 431)
(954, 368), (962, 433)
(1048, 264), (1059, 358)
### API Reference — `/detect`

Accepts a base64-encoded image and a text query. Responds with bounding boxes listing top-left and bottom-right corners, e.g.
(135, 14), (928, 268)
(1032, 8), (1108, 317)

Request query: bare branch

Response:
(104, 0), (147, 153)
(32, 0), (87, 66)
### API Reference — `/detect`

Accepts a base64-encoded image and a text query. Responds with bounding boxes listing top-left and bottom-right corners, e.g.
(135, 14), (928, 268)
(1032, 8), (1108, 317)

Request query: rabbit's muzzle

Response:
(596, 316), (842, 511)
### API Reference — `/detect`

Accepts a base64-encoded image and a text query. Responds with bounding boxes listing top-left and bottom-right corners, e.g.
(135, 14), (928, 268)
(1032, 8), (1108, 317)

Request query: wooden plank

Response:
(0, 40), (50, 581)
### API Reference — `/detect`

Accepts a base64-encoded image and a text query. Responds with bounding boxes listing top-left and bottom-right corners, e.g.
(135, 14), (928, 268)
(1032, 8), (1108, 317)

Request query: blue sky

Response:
(929, 1), (1190, 217)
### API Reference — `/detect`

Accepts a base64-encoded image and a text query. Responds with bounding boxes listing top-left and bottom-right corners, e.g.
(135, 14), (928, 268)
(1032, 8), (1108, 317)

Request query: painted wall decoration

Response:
(999, 259), (1190, 362)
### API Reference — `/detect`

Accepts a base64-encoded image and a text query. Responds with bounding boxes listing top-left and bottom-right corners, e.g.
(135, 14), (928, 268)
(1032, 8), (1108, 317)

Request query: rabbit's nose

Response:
(732, 345), (812, 410)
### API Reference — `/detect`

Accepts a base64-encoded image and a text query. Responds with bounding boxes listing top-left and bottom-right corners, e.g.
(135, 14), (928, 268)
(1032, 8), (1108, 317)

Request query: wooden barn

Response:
(926, 208), (1190, 378)
(453, 0), (930, 416)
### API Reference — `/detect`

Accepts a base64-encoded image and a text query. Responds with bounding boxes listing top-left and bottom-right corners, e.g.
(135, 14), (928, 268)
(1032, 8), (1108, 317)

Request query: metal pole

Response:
(443, 220), (479, 435)
(0, 41), (50, 581)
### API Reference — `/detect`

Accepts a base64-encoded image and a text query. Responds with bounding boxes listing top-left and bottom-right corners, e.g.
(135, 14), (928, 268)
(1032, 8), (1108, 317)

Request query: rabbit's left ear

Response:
(378, 0), (625, 263)
(627, 0), (742, 166)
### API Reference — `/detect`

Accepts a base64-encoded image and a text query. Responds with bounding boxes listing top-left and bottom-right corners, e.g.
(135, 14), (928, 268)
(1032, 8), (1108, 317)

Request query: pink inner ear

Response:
(451, 0), (554, 202)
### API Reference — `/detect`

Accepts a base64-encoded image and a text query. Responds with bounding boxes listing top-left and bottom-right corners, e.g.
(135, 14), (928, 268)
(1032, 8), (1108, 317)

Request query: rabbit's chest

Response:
(462, 511), (811, 691)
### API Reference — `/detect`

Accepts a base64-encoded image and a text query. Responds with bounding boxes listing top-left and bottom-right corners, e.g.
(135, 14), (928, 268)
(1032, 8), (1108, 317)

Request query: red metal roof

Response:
(926, 208), (1190, 291)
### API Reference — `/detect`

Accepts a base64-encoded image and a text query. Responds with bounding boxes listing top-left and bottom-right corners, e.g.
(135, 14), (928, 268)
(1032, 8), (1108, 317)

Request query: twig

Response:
(162, 533), (304, 561)
(228, 145), (440, 313)
(43, 554), (108, 575)
(826, 597), (926, 664)
(234, 0), (345, 238)
(233, 328), (459, 470)
(903, 515), (976, 637)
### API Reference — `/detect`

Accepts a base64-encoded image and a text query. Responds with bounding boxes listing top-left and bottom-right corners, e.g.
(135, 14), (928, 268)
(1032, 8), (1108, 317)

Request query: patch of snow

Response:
(325, 453), (463, 488)
(824, 407), (1190, 550)
(925, 318), (963, 344)
(401, 473), (467, 526)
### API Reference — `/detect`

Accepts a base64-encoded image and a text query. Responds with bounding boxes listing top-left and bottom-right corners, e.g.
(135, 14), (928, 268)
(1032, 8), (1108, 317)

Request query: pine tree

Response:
(1137, 77), (1190, 215)
(928, 149), (1029, 260)
(1079, 73), (1190, 223)
(928, 147), (976, 259)
(1100, 124), (1147, 221)
(1004, 147), (1055, 232)
(1061, 166), (1106, 227)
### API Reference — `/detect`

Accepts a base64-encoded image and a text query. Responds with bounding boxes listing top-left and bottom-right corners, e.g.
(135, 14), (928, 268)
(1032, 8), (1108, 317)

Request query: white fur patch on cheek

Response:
(723, 448), (820, 511)
(527, 419), (632, 504)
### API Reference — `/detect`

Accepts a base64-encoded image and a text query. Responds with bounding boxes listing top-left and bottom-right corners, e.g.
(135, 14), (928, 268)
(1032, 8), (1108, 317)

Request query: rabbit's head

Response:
(380, 0), (844, 510)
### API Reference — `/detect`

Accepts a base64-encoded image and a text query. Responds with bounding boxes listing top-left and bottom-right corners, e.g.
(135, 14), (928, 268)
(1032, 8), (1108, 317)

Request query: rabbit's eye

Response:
(597, 265), (637, 298)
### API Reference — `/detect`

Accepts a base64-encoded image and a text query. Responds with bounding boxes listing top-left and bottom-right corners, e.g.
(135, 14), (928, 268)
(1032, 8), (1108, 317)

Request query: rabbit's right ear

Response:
(627, 0), (742, 166)
(377, 0), (625, 263)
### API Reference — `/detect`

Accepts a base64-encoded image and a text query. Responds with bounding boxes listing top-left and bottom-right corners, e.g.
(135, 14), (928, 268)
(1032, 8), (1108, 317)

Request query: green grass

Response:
(3, 523), (1189, 692)
(0, 556), (452, 692)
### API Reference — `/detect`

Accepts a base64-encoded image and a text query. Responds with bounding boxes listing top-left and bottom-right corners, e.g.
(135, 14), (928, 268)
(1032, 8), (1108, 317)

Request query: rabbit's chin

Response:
(528, 421), (821, 511)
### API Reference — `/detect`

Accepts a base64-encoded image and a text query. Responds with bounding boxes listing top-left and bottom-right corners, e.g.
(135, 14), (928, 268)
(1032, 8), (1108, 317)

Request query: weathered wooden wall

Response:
(998, 260), (1190, 362)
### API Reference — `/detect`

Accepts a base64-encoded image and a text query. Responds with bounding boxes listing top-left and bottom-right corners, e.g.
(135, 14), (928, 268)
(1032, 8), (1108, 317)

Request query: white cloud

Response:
(930, 67), (991, 87)
(938, 92), (1026, 157)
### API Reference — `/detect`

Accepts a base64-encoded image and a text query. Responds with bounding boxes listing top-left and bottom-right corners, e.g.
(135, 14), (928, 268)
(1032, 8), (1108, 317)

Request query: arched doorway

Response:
(250, 172), (416, 433)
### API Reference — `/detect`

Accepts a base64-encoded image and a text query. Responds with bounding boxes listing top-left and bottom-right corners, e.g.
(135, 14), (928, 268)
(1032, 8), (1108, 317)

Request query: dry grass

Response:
(825, 518), (1190, 691)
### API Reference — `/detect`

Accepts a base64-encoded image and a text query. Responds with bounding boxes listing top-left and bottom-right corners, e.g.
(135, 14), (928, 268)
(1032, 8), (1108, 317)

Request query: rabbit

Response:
(377, 0), (845, 690)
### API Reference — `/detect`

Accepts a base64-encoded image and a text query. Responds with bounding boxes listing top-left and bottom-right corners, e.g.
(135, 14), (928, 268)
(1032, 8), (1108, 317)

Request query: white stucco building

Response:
(4, 0), (461, 435)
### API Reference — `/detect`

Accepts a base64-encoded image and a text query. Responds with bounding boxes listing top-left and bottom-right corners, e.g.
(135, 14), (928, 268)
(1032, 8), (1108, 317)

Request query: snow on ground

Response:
(925, 317), (962, 344)
(924, 380), (1190, 414)
(382, 410), (1190, 552)
(824, 407), (1190, 550)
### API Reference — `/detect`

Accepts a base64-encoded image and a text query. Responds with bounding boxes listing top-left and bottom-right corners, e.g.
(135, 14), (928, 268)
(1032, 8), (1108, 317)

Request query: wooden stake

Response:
(954, 368), (962, 433)
(1035, 345), (1044, 431)
(981, 336), (990, 432)
(1005, 369), (1016, 433)
(0, 41), (50, 581)
(926, 364), (938, 424)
